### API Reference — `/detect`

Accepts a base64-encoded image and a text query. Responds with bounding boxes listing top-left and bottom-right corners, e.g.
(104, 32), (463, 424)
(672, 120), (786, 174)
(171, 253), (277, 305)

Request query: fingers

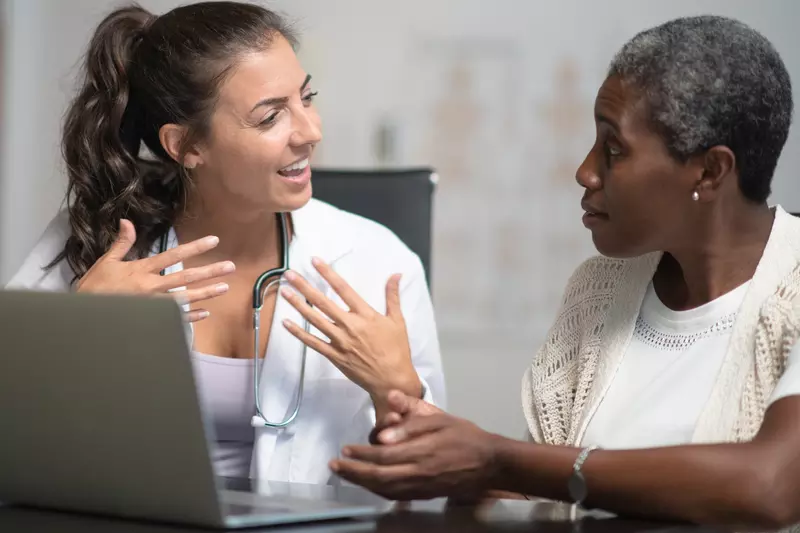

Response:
(281, 271), (348, 324)
(282, 318), (341, 362)
(170, 282), (230, 306)
(384, 274), (403, 319)
(308, 257), (370, 314)
(155, 260), (236, 291)
(385, 389), (442, 418)
(184, 309), (211, 323)
(280, 288), (341, 342)
(370, 412), (403, 445)
(377, 413), (450, 445)
(342, 433), (437, 466)
(105, 219), (137, 261)
(381, 411), (404, 428)
(330, 458), (420, 493)
(386, 390), (415, 416)
(147, 235), (220, 272)
(369, 393), (442, 445)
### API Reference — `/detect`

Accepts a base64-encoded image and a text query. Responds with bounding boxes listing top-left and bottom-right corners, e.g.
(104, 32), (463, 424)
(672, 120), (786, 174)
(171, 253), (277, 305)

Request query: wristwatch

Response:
(567, 445), (599, 505)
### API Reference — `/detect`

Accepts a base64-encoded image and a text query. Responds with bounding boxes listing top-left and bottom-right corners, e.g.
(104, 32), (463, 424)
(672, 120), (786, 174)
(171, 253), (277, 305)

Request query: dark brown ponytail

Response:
(54, 2), (297, 281)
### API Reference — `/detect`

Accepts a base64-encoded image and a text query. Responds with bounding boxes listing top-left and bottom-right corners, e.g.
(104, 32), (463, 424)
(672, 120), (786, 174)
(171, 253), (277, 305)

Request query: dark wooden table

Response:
(0, 499), (716, 533)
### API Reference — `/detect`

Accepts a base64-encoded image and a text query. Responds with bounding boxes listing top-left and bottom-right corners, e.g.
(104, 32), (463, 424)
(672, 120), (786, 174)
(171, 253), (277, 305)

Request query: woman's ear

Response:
(158, 123), (203, 169)
(696, 146), (736, 200)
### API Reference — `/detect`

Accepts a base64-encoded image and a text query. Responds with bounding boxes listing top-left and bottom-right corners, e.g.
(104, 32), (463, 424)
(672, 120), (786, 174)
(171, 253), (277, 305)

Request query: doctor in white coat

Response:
(7, 2), (445, 484)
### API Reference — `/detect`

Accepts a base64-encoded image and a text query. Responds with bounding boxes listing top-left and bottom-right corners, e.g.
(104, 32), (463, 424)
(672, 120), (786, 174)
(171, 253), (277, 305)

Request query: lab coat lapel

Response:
(250, 200), (356, 479)
(251, 240), (308, 478)
(251, 231), (338, 478)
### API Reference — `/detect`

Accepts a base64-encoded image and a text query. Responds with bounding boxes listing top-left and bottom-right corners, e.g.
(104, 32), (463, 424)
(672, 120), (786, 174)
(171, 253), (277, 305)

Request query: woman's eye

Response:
(259, 111), (280, 127)
(302, 91), (319, 105)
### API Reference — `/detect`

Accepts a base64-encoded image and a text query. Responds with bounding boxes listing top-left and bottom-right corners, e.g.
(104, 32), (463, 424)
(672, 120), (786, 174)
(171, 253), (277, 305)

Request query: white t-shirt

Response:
(582, 280), (800, 449)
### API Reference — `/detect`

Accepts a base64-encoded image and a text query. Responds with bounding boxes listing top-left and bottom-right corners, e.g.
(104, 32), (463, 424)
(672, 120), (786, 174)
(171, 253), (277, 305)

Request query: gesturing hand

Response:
(280, 258), (422, 415)
(76, 219), (236, 322)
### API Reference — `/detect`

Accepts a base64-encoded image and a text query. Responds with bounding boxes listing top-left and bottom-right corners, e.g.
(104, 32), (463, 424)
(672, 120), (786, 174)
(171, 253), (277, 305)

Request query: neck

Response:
(174, 195), (283, 266)
(655, 202), (774, 310)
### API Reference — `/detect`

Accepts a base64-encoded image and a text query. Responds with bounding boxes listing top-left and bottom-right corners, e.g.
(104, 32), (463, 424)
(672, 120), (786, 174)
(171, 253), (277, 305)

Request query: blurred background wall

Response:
(3, 0), (800, 438)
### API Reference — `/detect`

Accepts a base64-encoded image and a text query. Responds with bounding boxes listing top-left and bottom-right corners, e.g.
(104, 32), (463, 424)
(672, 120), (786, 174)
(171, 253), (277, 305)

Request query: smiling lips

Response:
(278, 157), (309, 178)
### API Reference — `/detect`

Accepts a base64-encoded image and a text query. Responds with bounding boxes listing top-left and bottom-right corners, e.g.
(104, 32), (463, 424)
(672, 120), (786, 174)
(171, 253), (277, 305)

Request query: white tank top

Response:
(190, 352), (256, 478)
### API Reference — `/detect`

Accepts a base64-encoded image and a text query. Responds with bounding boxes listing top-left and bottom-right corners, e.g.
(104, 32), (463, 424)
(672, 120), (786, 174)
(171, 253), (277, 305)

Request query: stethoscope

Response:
(159, 212), (309, 429)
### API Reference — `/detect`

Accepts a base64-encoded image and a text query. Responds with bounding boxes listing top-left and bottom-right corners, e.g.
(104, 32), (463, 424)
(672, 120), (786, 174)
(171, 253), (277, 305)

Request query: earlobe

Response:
(183, 149), (204, 170)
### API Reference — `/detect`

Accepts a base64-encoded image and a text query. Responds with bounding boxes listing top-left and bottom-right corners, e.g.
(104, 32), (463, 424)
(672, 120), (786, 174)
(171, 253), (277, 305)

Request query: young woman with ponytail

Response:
(7, 1), (445, 484)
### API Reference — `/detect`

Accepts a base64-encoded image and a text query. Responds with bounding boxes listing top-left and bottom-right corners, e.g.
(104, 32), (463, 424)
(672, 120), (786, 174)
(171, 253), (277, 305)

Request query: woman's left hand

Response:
(330, 407), (500, 501)
(281, 257), (422, 414)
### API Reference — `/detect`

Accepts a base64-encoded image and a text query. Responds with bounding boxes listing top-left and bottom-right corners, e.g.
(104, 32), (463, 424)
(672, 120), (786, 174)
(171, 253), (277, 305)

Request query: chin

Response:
(277, 183), (313, 212)
(591, 234), (650, 259)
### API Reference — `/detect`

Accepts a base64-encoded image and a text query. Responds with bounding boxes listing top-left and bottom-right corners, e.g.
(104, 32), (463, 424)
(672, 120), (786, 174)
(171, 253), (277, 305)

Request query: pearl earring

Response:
(692, 190), (700, 201)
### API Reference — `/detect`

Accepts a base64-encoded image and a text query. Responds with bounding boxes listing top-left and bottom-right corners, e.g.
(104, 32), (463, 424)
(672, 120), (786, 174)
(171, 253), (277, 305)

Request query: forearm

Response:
(489, 436), (787, 529)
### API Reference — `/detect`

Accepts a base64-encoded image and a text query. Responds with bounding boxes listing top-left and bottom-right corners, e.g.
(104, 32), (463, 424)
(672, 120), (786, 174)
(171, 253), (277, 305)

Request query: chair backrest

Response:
(311, 168), (437, 283)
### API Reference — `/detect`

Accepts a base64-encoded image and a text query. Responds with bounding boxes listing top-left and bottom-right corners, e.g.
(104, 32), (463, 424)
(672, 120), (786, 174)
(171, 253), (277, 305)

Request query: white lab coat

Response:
(7, 198), (446, 484)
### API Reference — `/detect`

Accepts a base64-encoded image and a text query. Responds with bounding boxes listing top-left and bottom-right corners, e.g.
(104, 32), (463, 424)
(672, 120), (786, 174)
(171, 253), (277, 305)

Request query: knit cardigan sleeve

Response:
(734, 263), (800, 441)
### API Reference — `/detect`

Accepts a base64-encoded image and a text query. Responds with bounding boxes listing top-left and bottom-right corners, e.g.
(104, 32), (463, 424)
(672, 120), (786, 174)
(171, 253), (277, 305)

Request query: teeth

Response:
(281, 158), (309, 172)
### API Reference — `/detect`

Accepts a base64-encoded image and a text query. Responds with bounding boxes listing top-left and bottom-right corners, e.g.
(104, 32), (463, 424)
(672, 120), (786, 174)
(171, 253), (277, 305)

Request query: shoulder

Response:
(541, 252), (660, 350)
(559, 253), (658, 306)
(302, 199), (410, 248)
(769, 205), (800, 260)
(758, 263), (800, 331)
(299, 199), (423, 276)
(6, 209), (74, 291)
(756, 208), (800, 328)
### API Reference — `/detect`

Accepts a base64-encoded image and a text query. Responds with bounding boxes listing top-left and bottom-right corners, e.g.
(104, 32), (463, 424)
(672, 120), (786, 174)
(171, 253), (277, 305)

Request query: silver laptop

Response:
(0, 290), (387, 528)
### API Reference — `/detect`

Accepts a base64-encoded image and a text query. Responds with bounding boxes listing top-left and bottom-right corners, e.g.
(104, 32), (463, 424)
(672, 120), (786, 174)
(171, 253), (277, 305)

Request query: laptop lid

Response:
(0, 290), (226, 527)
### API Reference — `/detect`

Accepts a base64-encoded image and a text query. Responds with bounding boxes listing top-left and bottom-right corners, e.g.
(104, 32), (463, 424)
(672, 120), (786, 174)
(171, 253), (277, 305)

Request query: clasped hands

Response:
(280, 259), (501, 502)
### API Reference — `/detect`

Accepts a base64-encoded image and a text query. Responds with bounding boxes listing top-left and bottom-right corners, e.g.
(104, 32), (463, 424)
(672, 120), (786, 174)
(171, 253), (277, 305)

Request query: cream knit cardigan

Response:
(522, 206), (800, 447)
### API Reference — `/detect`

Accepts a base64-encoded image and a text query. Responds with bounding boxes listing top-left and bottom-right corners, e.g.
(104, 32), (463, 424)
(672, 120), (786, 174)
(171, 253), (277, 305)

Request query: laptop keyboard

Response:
(220, 489), (351, 514)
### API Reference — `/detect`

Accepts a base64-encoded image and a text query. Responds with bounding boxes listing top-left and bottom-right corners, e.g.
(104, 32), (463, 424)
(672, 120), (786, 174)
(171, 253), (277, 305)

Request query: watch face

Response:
(568, 470), (588, 503)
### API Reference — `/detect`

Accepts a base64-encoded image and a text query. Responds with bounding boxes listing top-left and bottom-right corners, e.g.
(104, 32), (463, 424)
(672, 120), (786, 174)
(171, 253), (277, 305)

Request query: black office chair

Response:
(311, 168), (437, 283)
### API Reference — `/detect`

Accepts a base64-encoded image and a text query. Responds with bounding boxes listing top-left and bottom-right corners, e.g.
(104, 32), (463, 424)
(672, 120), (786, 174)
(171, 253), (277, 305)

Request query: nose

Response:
(289, 106), (323, 147)
(576, 145), (602, 191)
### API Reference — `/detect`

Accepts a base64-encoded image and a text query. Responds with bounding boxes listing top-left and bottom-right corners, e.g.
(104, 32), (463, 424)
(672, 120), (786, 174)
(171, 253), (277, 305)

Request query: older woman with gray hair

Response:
(280, 14), (800, 529)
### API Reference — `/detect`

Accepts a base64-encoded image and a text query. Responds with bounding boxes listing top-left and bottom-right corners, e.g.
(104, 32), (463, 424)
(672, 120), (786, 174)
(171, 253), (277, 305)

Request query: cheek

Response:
(598, 164), (680, 255)
(607, 156), (684, 218)
(209, 128), (290, 173)
(253, 123), (296, 166)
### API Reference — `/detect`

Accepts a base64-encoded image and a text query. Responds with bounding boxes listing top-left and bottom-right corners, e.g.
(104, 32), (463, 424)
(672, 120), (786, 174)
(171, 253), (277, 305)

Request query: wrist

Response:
(369, 372), (423, 405)
(485, 433), (512, 491)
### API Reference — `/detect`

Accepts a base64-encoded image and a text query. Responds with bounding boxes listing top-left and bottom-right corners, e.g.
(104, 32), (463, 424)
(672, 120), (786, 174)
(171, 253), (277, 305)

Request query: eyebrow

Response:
(595, 112), (620, 132)
(250, 75), (312, 113)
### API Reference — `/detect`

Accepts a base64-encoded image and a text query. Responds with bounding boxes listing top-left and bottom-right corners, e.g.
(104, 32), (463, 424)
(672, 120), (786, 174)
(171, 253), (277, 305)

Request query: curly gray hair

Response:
(609, 15), (793, 203)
